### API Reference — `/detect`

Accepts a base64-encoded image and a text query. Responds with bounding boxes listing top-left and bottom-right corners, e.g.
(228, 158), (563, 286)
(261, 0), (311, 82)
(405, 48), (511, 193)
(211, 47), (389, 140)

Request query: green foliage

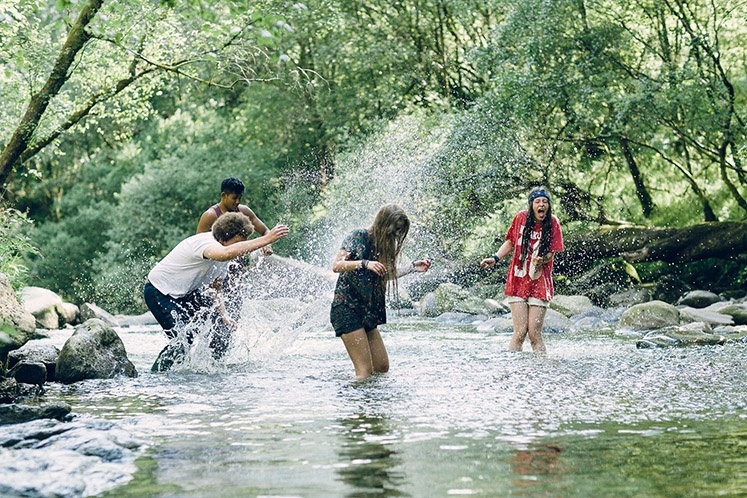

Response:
(27, 202), (114, 302)
(6, 0), (747, 311)
(0, 204), (38, 290)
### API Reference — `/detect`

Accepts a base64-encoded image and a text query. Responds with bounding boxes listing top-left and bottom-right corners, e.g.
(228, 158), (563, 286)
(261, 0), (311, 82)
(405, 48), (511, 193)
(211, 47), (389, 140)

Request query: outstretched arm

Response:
(480, 240), (514, 268)
(203, 224), (289, 261)
(397, 259), (431, 277)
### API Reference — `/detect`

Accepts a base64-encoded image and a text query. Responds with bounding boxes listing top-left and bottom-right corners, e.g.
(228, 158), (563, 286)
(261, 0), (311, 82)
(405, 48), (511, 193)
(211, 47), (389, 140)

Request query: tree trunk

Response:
(0, 0), (104, 188)
(556, 221), (747, 275)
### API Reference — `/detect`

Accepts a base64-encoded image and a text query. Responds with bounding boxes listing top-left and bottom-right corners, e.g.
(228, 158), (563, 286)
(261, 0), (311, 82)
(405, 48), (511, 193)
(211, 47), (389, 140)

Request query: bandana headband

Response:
(528, 189), (551, 202)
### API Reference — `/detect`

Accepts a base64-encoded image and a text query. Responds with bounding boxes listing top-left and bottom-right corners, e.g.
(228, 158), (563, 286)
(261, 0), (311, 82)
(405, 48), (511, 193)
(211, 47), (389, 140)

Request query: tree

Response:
(478, 0), (747, 223)
(0, 0), (292, 193)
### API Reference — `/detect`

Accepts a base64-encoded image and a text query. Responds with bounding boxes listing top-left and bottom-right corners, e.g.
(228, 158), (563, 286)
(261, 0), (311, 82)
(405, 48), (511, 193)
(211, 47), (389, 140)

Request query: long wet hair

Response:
(520, 186), (553, 262)
(368, 204), (410, 288)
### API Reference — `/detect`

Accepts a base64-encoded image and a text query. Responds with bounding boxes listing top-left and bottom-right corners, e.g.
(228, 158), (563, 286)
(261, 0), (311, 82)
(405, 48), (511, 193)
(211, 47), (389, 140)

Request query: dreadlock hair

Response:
(519, 186), (553, 262)
(368, 204), (410, 290)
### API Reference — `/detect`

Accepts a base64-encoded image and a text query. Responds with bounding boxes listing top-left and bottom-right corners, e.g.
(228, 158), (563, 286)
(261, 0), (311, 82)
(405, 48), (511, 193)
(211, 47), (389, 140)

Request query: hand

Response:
(531, 255), (546, 267)
(260, 244), (273, 256)
(222, 316), (238, 332)
(266, 224), (290, 243)
(480, 257), (497, 268)
(413, 260), (431, 273)
(366, 260), (387, 276)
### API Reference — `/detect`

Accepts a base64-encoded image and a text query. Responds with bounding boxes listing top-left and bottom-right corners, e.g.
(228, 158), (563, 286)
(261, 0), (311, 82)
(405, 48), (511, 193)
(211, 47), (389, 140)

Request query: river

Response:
(3, 295), (747, 497)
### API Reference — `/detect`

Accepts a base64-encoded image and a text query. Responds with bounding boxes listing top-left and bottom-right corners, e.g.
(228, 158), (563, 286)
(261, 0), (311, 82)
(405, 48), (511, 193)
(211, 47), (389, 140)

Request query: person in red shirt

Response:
(481, 186), (564, 353)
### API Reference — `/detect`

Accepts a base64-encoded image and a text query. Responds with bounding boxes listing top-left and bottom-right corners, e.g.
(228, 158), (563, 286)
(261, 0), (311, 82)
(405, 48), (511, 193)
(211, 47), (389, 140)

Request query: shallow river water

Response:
(5, 297), (747, 498)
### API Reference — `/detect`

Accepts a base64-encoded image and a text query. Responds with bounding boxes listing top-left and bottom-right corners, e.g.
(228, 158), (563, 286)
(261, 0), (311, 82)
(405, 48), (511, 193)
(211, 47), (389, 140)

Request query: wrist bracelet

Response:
(493, 253), (500, 262)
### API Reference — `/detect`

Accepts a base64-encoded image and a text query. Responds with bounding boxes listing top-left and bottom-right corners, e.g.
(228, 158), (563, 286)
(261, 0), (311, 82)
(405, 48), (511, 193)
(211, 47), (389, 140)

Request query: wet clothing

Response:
(144, 232), (233, 368)
(147, 232), (229, 298)
(212, 204), (223, 217)
(330, 229), (386, 336)
(504, 210), (564, 302)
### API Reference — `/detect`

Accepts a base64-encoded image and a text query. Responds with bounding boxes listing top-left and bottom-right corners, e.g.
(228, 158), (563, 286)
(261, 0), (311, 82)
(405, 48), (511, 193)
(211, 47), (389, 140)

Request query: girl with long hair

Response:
(481, 186), (564, 353)
(331, 204), (431, 379)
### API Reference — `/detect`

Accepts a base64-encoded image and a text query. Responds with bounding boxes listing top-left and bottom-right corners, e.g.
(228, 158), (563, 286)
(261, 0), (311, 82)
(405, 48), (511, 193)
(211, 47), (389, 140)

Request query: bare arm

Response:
(396, 260), (432, 277)
(239, 205), (270, 235)
(480, 239), (514, 268)
(331, 249), (364, 273)
(239, 205), (273, 255)
(203, 224), (289, 261)
(196, 210), (217, 234)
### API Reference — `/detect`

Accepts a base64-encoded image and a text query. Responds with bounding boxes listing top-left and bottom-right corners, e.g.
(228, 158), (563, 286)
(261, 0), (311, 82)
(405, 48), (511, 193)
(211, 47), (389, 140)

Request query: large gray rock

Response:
(414, 292), (438, 317)
(434, 283), (472, 314)
(636, 323), (725, 349)
(716, 304), (747, 325)
(56, 319), (137, 384)
(608, 286), (653, 307)
(677, 290), (722, 308)
(79, 303), (119, 327)
(542, 308), (573, 333)
(7, 361), (47, 392)
(0, 402), (72, 425)
(7, 342), (60, 382)
(619, 300), (680, 330)
(550, 295), (596, 317)
(678, 306), (734, 327)
(21, 286), (64, 329)
(0, 274), (38, 361)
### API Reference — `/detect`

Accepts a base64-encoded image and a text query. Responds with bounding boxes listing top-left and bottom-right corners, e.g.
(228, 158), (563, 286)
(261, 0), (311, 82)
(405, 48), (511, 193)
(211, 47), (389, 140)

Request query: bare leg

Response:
(508, 301), (529, 351)
(366, 328), (390, 374)
(527, 305), (547, 354)
(341, 328), (375, 379)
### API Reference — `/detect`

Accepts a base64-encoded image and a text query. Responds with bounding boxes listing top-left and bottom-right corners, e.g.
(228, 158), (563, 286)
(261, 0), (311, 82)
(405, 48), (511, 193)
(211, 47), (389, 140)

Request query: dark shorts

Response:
(144, 282), (203, 336)
(330, 304), (381, 337)
(144, 282), (232, 354)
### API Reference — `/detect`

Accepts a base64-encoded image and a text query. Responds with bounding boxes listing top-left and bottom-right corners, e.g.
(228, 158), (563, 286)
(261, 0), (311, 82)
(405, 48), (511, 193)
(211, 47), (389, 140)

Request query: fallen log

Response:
(555, 221), (747, 275)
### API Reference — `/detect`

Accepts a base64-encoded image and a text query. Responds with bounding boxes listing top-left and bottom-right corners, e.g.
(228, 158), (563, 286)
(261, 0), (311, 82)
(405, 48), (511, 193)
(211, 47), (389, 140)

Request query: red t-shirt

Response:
(504, 210), (564, 301)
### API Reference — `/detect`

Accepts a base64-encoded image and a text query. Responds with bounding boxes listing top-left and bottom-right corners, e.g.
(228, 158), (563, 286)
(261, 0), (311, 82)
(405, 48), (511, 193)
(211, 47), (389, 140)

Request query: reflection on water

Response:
(510, 442), (567, 496)
(335, 413), (407, 497)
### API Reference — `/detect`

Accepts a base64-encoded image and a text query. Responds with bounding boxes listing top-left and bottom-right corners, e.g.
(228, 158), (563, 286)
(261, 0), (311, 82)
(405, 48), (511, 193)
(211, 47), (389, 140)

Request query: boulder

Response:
(0, 274), (38, 362)
(474, 315), (514, 333)
(21, 287), (64, 329)
(114, 311), (158, 328)
(715, 304), (747, 325)
(414, 292), (438, 317)
(608, 286), (653, 308)
(550, 295), (596, 317)
(79, 303), (119, 327)
(7, 361), (47, 392)
(484, 298), (510, 314)
(435, 312), (486, 325)
(619, 300), (680, 330)
(677, 290), (722, 308)
(56, 301), (80, 326)
(7, 343), (59, 378)
(636, 323), (725, 349)
(678, 306), (734, 327)
(434, 283), (471, 314)
(7, 342), (60, 382)
(542, 308), (573, 333)
(56, 319), (137, 384)
(0, 402), (72, 425)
